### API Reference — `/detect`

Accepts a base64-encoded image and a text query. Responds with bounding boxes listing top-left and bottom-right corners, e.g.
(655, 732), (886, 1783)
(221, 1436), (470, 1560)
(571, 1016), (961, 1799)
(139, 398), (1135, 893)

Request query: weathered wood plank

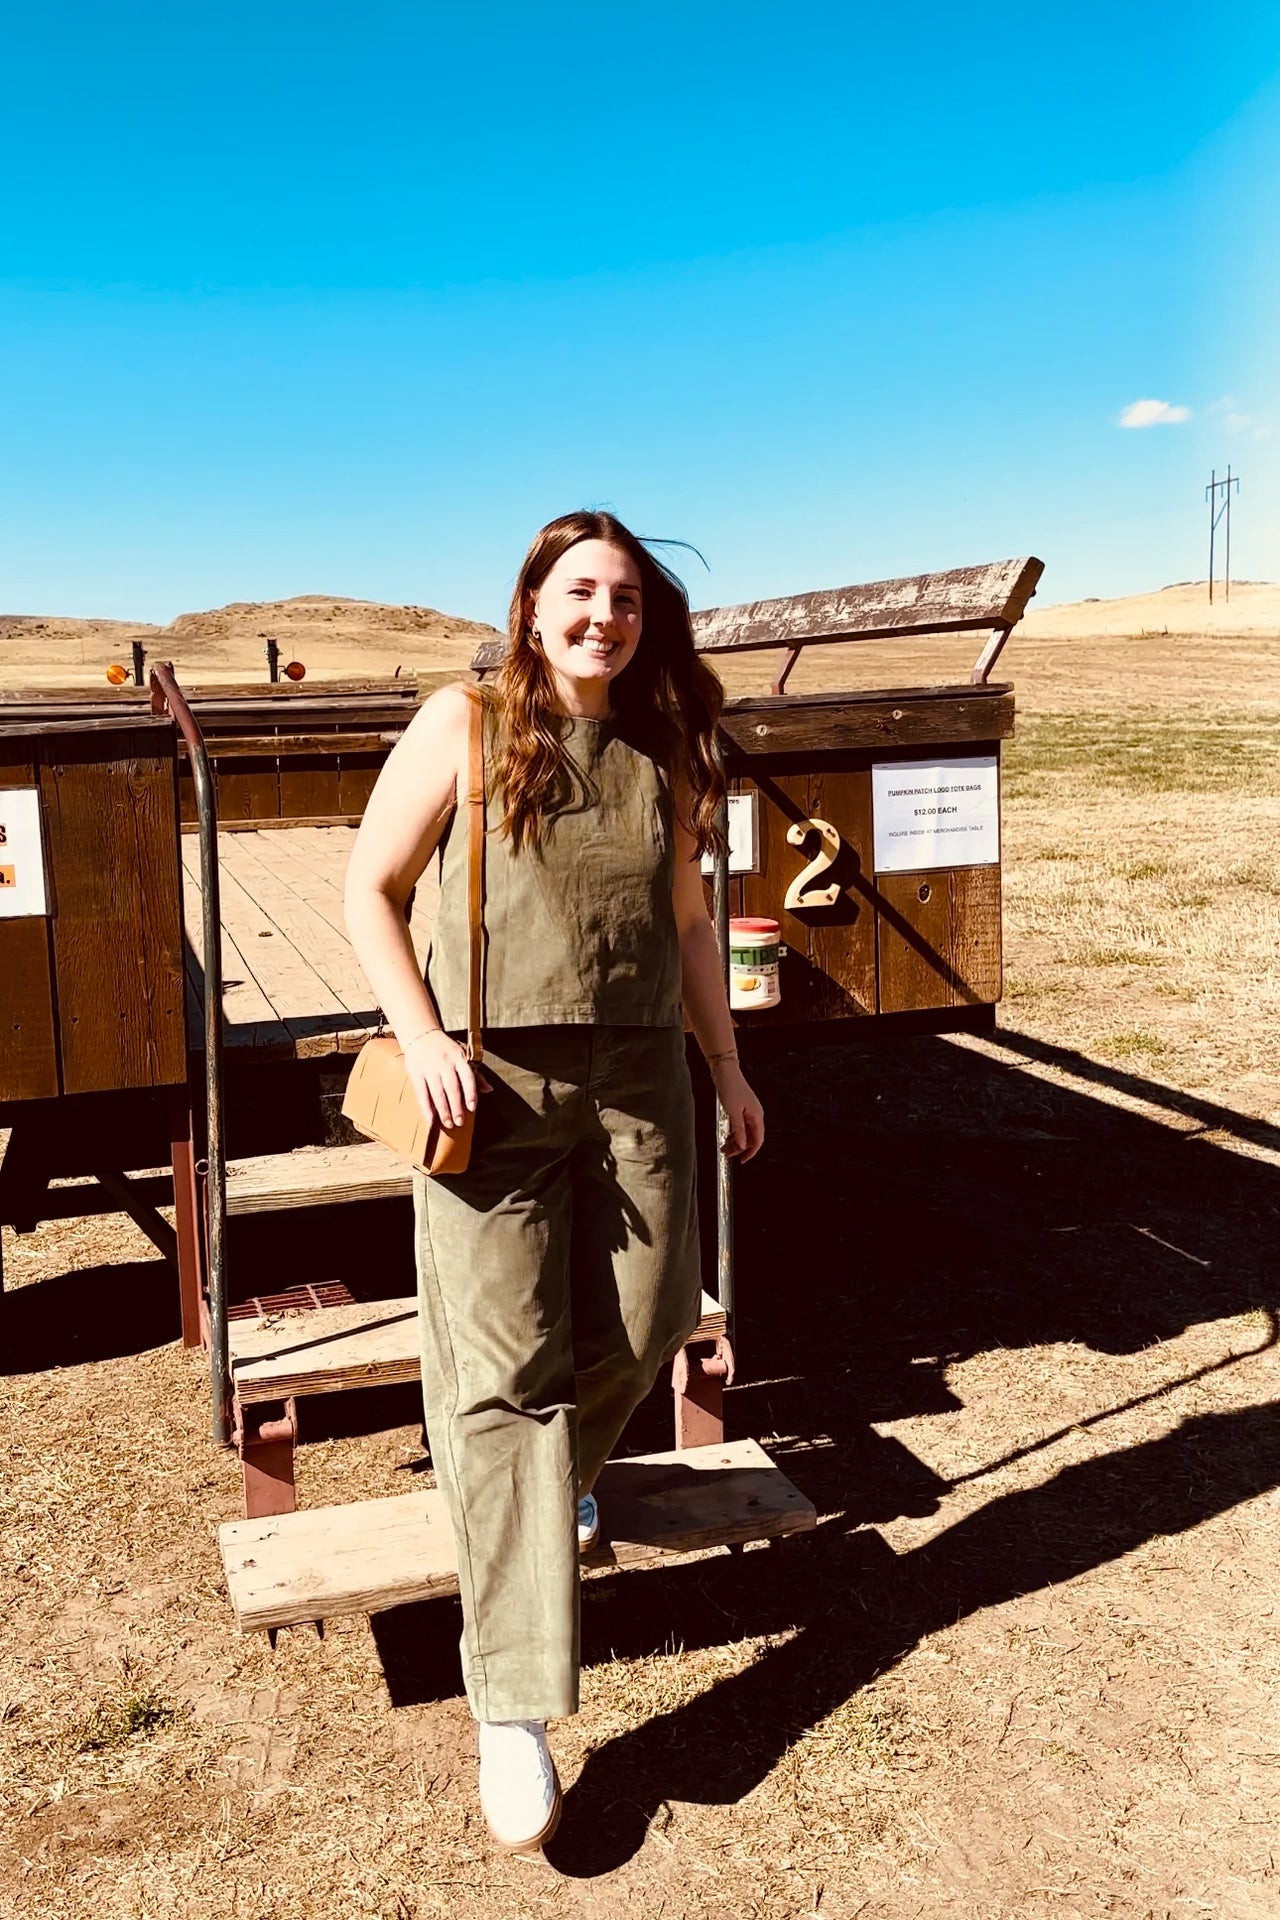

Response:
(279, 756), (342, 822)
(731, 767), (880, 1024)
(0, 676), (427, 708)
(804, 765), (877, 1019)
(184, 732), (397, 758)
(718, 686), (1015, 759)
(0, 714), (176, 738)
(230, 1297), (421, 1400)
(219, 1438), (816, 1631)
(228, 1287), (730, 1404)
(182, 813), (366, 833)
(0, 919), (61, 1102)
(337, 753), (382, 818)
(39, 735), (186, 1093)
(877, 866), (1002, 1012)
(225, 1139), (411, 1214)
(216, 758), (281, 824)
(187, 699), (421, 725)
(692, 558), (1043, 655)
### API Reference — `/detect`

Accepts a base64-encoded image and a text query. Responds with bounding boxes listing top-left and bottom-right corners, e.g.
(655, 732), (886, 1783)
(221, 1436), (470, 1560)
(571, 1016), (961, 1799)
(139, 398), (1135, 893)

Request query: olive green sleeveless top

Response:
(427, 695), (683, 1031)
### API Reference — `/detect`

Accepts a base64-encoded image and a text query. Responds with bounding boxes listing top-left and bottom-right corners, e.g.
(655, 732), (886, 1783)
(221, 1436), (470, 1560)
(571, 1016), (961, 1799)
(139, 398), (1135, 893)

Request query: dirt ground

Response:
(3, 613), (1279, 1919)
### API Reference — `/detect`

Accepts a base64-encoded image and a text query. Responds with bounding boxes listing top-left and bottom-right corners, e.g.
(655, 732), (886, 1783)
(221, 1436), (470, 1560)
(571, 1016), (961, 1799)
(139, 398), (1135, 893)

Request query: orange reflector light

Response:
(284, 660), (306, 681)
(106, 662), (129, 685)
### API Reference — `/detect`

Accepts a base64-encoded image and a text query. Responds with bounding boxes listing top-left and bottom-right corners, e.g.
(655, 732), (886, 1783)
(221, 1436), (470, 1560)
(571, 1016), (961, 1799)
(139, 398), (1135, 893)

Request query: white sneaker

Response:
(577, 1492), (601, 1552)
(477, 1718), (561, 1854)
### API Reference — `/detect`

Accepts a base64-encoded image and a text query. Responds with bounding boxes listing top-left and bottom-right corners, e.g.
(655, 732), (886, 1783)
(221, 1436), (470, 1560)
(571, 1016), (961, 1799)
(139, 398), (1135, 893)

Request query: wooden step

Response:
(228, 1291), (728, 1405)
(226, 1140), (409, 1217)
(219, 1437), (814, 1632)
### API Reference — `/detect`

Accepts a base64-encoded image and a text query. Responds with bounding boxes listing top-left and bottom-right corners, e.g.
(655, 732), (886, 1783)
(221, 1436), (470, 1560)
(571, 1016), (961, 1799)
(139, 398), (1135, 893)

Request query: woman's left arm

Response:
(671, 797), (765, 1163)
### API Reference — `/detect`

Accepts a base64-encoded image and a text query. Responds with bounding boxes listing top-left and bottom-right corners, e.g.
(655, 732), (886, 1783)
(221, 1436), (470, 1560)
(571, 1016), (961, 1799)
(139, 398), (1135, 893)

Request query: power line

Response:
(1205, 467), (1240, 603)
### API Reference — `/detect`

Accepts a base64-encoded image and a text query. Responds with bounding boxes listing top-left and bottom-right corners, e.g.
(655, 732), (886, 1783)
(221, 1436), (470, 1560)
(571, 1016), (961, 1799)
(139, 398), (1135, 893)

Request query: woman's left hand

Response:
(711, 1059), (765, 1162)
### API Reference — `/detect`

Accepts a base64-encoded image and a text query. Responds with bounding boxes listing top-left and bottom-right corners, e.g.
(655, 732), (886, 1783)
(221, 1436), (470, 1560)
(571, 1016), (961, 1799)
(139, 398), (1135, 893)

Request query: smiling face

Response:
(528, 538), (643, 716)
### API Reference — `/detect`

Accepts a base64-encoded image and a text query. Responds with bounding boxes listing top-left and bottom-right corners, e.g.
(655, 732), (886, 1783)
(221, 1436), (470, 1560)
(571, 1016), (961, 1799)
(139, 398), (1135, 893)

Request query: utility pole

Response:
(1205, 467), (1240, 604)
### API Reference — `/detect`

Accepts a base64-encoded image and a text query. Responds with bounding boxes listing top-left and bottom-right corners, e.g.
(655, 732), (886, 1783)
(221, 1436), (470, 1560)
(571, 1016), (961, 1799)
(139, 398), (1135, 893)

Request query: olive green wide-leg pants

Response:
(413, 1026), (701, 1723)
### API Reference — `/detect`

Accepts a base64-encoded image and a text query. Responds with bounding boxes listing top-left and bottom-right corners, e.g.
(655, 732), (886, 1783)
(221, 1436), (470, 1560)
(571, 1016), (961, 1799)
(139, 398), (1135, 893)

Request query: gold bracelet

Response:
(399, 1027), (438, 1054)
(705, 1047), (739, 1068)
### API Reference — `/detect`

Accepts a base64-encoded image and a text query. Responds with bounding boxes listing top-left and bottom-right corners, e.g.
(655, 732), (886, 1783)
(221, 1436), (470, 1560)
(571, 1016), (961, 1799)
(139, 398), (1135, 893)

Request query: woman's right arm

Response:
(343, 683), (479, 1129)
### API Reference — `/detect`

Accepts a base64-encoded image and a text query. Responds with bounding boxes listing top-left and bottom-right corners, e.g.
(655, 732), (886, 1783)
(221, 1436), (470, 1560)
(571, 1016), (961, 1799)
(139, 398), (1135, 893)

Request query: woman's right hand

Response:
(403, 1030), (480, 1131)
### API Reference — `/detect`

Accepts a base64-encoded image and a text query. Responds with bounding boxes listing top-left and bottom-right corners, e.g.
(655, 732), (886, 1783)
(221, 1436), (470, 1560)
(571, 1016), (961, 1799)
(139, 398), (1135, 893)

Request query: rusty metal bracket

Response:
(233, 1395), (299, 1519)
(672, 1335), (736, 1450)
(770, 645), (803, 696)
(970, 620), (1012, 685)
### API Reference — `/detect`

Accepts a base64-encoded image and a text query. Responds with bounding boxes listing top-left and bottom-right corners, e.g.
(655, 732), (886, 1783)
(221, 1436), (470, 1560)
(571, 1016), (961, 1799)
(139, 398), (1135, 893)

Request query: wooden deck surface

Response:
(182, 826), (437, 1060)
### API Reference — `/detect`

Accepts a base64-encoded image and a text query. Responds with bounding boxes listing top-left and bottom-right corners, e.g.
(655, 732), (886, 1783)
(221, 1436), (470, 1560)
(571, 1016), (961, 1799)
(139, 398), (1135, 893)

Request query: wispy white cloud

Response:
(1207, 394), (1268, 438)
(1119, 398), (1192, 428)
(1224, 410), (1269, 438)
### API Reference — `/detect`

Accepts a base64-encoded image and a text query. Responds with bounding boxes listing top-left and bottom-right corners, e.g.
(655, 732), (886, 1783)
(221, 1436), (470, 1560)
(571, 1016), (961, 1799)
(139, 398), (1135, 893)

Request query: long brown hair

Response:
(492, 510), (725, 856)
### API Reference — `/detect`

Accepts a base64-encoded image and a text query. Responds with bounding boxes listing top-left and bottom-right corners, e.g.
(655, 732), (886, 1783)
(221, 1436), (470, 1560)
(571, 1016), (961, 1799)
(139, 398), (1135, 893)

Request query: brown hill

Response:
(1016, 579), (1280, 640)
(0, 594), (501, 691)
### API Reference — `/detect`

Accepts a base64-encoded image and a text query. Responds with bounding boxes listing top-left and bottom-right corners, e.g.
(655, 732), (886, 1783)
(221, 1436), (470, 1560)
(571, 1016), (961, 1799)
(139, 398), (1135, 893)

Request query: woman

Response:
(344, 510), (764, 1855)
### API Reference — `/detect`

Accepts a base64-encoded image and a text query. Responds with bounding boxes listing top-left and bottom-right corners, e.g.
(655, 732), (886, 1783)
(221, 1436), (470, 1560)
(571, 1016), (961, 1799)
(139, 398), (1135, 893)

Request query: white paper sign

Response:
(0, 788), (49, 916)
(872, 756), (999, 874)
(701, 791), (759, 877)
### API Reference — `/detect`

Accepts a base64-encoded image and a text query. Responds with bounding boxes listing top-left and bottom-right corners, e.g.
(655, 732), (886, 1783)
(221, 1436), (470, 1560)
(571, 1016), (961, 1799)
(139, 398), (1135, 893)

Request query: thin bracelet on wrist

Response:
(705, 1047), (739, 1069)
(399, 1027), (438, 1054)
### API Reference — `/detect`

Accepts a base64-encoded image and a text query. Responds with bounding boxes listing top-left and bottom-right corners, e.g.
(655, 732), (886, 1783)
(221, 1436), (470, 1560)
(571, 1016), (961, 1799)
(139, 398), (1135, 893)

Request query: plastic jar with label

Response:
(728, 916), (782, 1011)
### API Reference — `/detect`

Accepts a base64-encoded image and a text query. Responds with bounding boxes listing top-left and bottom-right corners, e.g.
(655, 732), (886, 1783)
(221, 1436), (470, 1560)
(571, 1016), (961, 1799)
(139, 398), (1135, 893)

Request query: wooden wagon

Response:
(1, 551), (1041, 1640)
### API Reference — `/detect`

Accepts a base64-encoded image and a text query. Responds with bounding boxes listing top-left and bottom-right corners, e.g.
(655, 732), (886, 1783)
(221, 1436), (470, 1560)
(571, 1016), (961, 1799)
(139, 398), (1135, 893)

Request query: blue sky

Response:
(2, 2), (1278, 625)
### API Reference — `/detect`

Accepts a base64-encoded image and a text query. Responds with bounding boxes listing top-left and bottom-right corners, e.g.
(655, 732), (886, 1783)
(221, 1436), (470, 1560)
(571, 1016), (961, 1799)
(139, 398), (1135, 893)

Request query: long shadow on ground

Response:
(549, 1396), (1280, 1874)
(1, 1255), (180, 1369)
(372, 1032), (1280, 1869)
(372, 1395), (1280, 1873)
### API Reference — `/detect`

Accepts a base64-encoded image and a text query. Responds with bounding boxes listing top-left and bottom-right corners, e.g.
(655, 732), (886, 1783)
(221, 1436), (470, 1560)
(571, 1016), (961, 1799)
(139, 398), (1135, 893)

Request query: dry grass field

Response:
(3, 587), (1279, 1919)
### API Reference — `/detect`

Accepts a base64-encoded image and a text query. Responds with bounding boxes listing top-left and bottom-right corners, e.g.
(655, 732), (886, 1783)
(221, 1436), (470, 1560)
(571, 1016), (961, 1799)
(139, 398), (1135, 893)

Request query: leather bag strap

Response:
(464, 687), (486, 1064)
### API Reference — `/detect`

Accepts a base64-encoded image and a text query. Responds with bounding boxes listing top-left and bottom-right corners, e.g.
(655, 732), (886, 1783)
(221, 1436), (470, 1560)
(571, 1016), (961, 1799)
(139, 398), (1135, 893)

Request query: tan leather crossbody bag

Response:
(341, 687), (485, 1175)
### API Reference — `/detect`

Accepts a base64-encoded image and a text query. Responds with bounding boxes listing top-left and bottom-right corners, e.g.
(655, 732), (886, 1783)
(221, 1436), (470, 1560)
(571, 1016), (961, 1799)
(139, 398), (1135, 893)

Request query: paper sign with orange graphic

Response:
(0, 788), (48, 916)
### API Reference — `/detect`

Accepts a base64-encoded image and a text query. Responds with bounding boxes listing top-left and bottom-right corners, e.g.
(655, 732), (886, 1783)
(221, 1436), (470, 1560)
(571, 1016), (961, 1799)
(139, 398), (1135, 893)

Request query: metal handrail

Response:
(150, 662), (229, 1444)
